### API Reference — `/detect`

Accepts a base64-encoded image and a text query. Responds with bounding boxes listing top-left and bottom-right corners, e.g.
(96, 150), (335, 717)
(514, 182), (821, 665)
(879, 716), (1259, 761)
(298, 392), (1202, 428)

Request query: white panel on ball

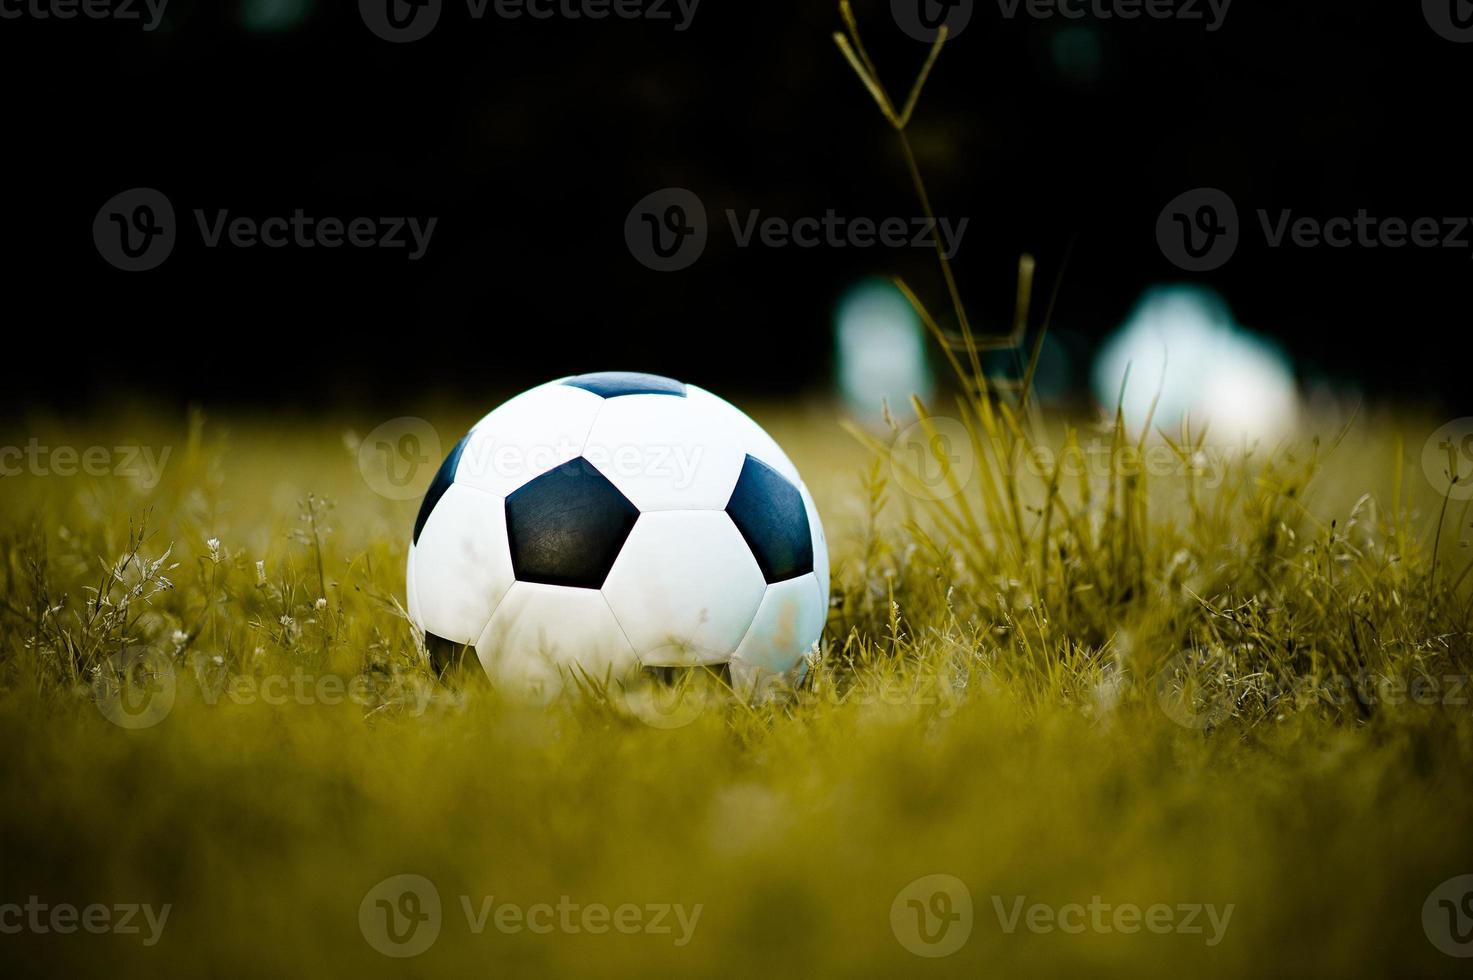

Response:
(602, 512), (766, 666)
(412, 483), (516, 645)
(687, 385), (802, 485)
(475, 582), (638, 698)
(798, 483), (830, 607)
(455, 381), (604, 498)
(582, 392), (750, 512)
(405, 543), (423, 626)
(730, 572), (826, 687)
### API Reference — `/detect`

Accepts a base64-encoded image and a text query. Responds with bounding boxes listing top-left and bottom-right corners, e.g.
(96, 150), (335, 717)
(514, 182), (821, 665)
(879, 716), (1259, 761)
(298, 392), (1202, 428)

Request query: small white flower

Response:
(206, 537), (221, 561)
(171, 629), (189, 647)
(315, 597), (328, 610)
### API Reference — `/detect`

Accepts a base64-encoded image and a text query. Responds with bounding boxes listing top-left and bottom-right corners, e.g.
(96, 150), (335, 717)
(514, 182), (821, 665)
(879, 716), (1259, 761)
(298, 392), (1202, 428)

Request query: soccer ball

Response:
(406, 372), (829, 700)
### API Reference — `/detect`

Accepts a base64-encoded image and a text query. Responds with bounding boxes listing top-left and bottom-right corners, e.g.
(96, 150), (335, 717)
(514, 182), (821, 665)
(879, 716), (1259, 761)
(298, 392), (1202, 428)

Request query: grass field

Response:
(4, 11), (1471, 975)
(2, 395), (1473, 978)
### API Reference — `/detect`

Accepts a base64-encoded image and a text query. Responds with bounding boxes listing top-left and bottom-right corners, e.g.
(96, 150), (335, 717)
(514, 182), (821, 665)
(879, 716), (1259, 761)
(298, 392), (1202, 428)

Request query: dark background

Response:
(1, 0), (1467, 413)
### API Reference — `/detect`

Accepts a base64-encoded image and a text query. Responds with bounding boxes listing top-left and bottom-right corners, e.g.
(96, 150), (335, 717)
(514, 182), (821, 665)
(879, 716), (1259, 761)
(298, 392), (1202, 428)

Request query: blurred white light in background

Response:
(1092, 285), (1297, 443)
(835, 279), (933, 419)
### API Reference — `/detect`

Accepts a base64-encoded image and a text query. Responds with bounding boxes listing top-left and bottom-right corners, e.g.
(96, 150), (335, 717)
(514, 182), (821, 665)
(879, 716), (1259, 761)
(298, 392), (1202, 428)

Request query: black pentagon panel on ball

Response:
(562, 371), (687, 398)
(505, 460), (641, 589)
(412, 434), (470, 545)
(725, 455), (813, 584)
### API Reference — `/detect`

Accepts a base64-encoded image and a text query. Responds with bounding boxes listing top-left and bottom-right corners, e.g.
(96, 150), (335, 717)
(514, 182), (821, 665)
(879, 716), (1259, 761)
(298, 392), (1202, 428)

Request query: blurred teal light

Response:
(834, 279), (933, 420)
(240, 0), (313, 33)
(1051, 26), (1103, 84)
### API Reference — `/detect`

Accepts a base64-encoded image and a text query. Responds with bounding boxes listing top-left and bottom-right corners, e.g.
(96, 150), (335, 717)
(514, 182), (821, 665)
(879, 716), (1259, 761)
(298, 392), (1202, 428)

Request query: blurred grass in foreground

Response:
(1, 400), (1472, 978)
